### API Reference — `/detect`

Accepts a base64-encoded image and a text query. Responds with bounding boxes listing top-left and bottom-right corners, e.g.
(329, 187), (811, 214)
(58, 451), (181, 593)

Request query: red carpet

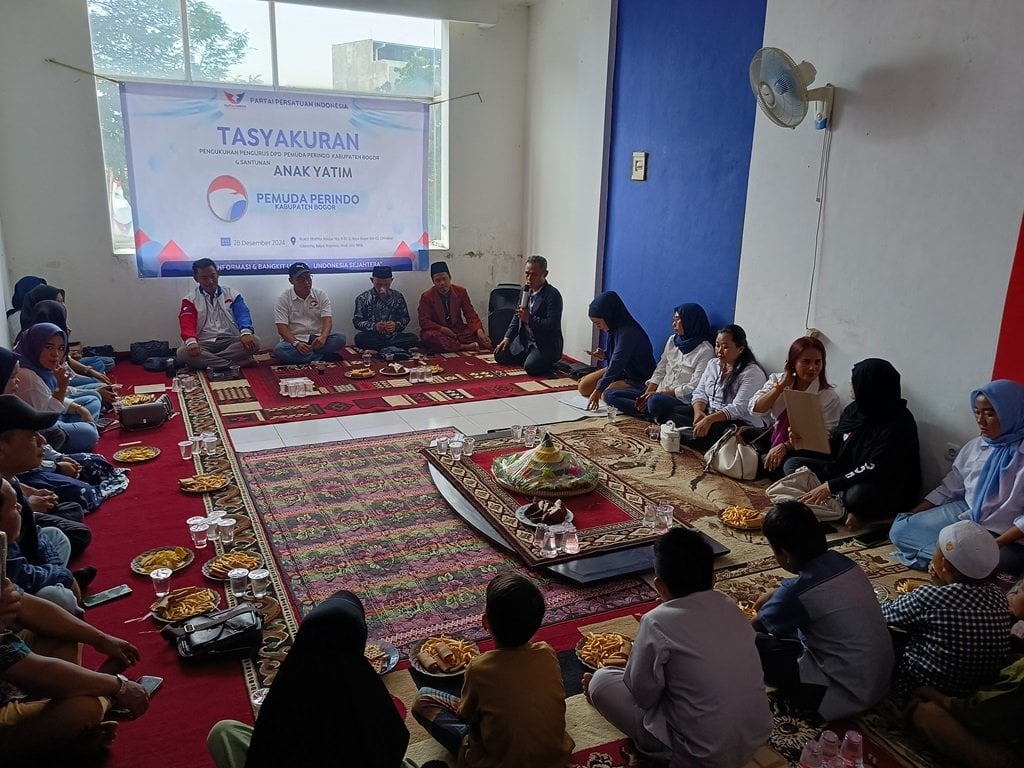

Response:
(210, 349), (578, 425)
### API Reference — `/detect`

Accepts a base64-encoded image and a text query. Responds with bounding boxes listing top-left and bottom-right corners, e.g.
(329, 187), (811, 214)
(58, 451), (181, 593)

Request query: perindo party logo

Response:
(207, 175), (248, 222)
(224, 91), (246, 105)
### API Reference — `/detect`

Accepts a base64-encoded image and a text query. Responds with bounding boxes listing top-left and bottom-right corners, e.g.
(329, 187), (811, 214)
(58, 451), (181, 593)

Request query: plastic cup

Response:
(251, 687), (269, 713)
(540, 528), (558, 558)
(642, 502), (658, 528)
(648, 422), (661, 441)
(150, 567), (172, 597)
(202, 435), (218, 456)
(189, 523), (209, 548)
(449, 440), (464, 461)
(563, 527), (580, 554)
(435, 436), (449, 456)
(607, 406), (619, 421)
(532, 523), (548, 549)
(178, 440), (193, 460)
(217, 518), (236, 544)
(190, 435), (203, 455)
(228, 568), (249, 599)
(655, 502), (674, 533)
(361, 351), (372, 367)
(207, 509), (227, 521)
(511, 424), (524, 441)
(249, 568), (270, 598)
(182, 375), (198, 393)
(205, 518), (220, 541)
(523, 426), (539, 447)
(462, 437), (475, 457)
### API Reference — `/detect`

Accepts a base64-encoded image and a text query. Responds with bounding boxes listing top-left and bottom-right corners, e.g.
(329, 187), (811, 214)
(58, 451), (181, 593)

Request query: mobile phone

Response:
(854, 528), (891, 547)
(82, 583), (132, 608)
(110, 675), (163, 717)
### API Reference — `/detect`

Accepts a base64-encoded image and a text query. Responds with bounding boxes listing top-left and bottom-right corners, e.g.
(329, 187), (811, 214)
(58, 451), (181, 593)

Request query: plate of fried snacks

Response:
(179, 474), (230, 494)
(121, 393), (155, 407)
(894, 577), (932, 595)
(410, 635), (480, 677)
(131, 546), (194, 575)
(151, 586), (220, 623)
(379, 363), (408, 376)
(113, 445), (160, 464)
(345, 368), (376, 379)
(364, 641), (400, 675)
(736, 599), (758, 620)
(202, 551), (263, 581)
(576, 632), (633, 671)
(719, 505), (763, 530)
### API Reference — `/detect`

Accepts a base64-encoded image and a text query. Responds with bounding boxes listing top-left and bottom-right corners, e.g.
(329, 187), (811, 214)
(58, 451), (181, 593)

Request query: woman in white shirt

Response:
(890, 379), (1024, 575)
(749, 336), (842, 476)
(680, 324), (768, 452)
(13, 324), (99, 453)
(605, 303), (714, 420)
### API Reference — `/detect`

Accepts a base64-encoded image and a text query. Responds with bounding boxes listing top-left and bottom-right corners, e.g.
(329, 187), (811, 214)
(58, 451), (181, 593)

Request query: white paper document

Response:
(557, 393), (607, 413)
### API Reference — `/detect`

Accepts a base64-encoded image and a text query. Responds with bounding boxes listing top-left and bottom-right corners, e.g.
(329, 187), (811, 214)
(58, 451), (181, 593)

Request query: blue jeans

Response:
(272, 333), (347, 364)
(67, 388), (102, 418)
(56, 419), (100, 453)
(411, 687), (468, 756)
(603, 386), (647, 418)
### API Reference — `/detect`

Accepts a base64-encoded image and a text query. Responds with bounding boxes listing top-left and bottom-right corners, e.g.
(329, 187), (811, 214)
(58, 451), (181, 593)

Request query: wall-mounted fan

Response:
(750, 47), (834, 129)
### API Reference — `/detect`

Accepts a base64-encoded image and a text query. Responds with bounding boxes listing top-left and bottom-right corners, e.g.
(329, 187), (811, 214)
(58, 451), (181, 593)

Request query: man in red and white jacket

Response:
(176, 259), (260, 370)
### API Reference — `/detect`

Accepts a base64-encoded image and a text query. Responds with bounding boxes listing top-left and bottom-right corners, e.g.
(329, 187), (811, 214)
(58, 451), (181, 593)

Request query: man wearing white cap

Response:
(272, 262), (346, 364)
(882, 520), (1012, 696)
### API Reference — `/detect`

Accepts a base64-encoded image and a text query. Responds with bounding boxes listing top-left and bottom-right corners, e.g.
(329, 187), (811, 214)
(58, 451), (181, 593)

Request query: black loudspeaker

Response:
(488, 284), (523, 347)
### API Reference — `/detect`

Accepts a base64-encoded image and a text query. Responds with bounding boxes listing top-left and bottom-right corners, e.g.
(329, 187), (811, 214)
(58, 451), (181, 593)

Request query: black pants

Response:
(781, 456), (899, 523)
(35, 506), (91, 559)
(755, 632), (826, 717)
(494, 344), (559, 377)
(353, 330), (419, 351)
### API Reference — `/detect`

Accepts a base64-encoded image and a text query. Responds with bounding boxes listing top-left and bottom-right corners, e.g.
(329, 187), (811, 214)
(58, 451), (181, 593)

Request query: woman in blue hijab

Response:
(606, 303), (717, 421)
(891, 379), (1024, 575)
(577, 292), (656, 411)
(13, 324), (100, 452)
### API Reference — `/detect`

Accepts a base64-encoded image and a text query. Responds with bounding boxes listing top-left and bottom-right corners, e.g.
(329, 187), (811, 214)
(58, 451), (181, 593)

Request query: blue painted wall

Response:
(602, 0), (766, 343)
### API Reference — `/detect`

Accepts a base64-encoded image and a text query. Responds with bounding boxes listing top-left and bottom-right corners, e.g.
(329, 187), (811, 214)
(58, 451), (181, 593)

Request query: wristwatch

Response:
(115, 673), (129, 698)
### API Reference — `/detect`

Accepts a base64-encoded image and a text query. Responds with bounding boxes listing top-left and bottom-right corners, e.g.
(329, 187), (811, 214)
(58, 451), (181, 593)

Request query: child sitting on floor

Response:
(752, 501), (894, 721)
(585, 527), (771, 768)
(411, 572), (573, 768)
(882, 520), (1012, 697)
(907, 575), (1024, 768)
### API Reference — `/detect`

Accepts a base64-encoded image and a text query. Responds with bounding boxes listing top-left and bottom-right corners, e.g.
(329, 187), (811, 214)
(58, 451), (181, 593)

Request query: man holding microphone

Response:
(494, 255), (564, 376)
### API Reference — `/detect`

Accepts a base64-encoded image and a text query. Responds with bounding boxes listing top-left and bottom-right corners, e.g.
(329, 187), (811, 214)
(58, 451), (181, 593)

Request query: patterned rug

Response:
(210, 349), (578, 425)
(235, 430), (656, 652)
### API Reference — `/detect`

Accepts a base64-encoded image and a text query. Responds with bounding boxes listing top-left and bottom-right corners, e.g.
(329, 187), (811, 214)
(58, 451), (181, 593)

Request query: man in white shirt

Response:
(272, 262), (346, 365)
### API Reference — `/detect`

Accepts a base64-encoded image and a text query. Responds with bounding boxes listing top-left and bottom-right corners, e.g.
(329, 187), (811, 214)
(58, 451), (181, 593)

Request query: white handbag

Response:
(765, 465), (846, 522)
(703, 425), (759, 481)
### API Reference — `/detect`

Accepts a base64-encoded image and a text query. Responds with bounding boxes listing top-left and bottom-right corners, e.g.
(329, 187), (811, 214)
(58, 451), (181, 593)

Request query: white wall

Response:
(736, 0), (1024, 487)
(0, 0), (526, 350)
(524, 0), (614, 357)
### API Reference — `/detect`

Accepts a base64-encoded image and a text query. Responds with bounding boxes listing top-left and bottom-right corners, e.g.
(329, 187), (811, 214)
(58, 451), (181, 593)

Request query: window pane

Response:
(87, 0), (187, 79)
(187, 0), (272, 85)
(275, 4), (441, 97)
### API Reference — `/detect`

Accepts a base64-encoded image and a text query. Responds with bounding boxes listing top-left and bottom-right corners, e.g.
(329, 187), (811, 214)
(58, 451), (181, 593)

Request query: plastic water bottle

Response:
(798, 740), (822, 768)
(839, 729), (864, 768)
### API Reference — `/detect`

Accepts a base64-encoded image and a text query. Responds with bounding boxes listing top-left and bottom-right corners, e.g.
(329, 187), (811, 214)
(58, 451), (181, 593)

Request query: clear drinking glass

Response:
(532, 523), (548, 550)
(839, 730), (863, 767)
(435, 436), (449, 456)
(178, 439), (193, 460)
(563, 526), (580, 554)
(190, 435), (203, 455)
(648, 422), (661, 441)
(523, 426), (539, 447)
(217, 518), (236, 544)
(540, 528), (559, 558)
(655, 502), (674, 533)
(150, 567), (172, 597)
(202, 435), (218, 456)
(205, 518), (220, 541)
(207, 509), (227, 521)
(189, 523), (209, 548)
(606, 406), (619, 421)
(511, 424), (524, 441)
(408, 366), (420, 384)
(553, 526), (567, 551)
(228, 568), (249, 599)
(361, 351), (373, 368)
(249, 568), (270, 598)
(449, 440), (464, 460)
(251, 687), (269, 713)
(642, 502), (658, 528)
(462, 437), (475, 456)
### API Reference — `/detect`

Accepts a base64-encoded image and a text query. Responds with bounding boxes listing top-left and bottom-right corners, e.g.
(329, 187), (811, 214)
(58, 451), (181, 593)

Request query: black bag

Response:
(119, 394), (173, 431)
(209, 364), (242, 381)
(130, 340), (172, 365)
(142, 356), (174, 372)
(161, 603), (263, 662)
(83, 344), (115, 358)
(552, 359), (597, 380)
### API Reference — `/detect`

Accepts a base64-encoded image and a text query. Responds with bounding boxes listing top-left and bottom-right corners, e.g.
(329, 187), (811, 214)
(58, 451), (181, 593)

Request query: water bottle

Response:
(839, 730), (864, 768)
(797, 739), (822, 768)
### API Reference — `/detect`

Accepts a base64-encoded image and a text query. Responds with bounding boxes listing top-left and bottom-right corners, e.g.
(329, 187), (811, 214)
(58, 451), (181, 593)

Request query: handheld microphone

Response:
(519, 284), (530, 310)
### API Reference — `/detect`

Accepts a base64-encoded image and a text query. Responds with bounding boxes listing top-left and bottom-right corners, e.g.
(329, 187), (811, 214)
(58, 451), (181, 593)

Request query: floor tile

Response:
(337, 410), (410, 430)
(227, 425), (279, 444)
(346, 422), (415, 439)
(448, 398), (521, 416)
(274, 417), (346, 438)
(232, 437), (285, 452)
(281, 429), (352, 447)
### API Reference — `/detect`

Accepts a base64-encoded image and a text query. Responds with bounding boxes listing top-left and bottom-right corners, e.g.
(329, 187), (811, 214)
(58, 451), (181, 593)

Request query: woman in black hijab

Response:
(577, 291), (656, 411)
(207, 590), (411, 768)
(782, 358), (921, 528)
(18, 284), (65, 333)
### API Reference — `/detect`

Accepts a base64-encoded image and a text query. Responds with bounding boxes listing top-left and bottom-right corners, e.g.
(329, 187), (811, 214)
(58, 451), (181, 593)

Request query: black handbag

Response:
(130, 340), (172, 364)
(161, 603), (263, 662)
(119, 394), (173, 431)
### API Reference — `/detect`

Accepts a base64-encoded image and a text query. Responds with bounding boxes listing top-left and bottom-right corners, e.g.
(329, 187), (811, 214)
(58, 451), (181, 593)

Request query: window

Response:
(87, 0), (445, 254)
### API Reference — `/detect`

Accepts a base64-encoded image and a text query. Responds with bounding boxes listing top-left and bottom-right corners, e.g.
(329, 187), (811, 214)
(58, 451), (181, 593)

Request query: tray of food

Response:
(150, 586), (220, 623)
(379, 362), (409, 376)
(364, 641), (400, 675)
(719, 506), (763, 530)
(179, 474), (230, 493)
(131, 546), (194, 575)
(410, 635), (480, 677)
(202, 551), (264, 581)
(121, 393), (155, 406)
(345, 367), (376, 379)
(113, 445), (161, 464)
(576, 632), (633, 671)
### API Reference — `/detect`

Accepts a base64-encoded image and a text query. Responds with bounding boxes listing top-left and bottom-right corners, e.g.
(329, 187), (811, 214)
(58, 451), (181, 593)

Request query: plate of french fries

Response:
(736, 599), (758, 620)
(894, 577), (932, 595)
(121, 393), (155, 407)
(113, 445), (161, 464)
(202, 551), (263, 581)
(178, 474), (230, 494)
(575, 632), (633, 670)
(719, 505), (764, 530)
(150, 586), (220, 623)
(410, 635), (480, 677)
(131, 545), (194, 575)
(344, 368), (376, 379)
(364, 641), (400, 675)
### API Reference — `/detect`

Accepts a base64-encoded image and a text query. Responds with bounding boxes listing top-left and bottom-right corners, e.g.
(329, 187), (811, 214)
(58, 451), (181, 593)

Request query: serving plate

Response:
(113, 445), (160, 464)
(130, 546), (194, 576)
